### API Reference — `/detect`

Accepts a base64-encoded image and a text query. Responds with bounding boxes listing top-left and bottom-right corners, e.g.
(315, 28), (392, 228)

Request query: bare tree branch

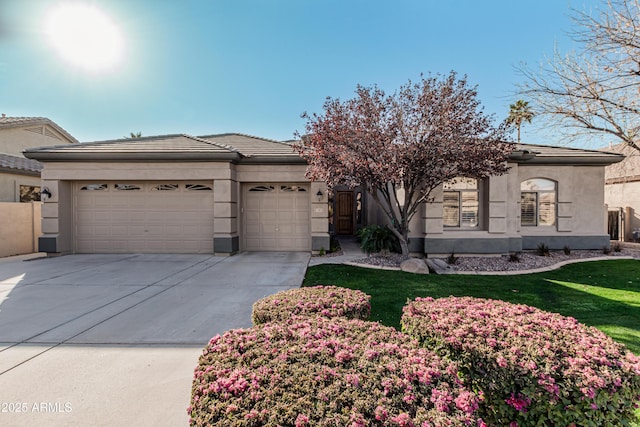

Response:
(519, 0), (640, 151)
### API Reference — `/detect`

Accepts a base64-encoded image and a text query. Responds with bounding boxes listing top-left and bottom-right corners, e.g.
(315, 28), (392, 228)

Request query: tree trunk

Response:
(399, 237), (409, 257)
(389, 226), (410, 257)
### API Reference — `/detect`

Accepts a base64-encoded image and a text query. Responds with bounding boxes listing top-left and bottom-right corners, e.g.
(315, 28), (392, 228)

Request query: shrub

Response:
(251, 285), (371, 325)
(563, 245), (571, 255)
(189, 317), (480, 426)
(508, 252), (521, 263)
(356, 225), (401, 254)
(613, 241), (623, 252)
(402, 296), (640, 427)
(603, 245), (612, 254)
(537, 242), (550, 257)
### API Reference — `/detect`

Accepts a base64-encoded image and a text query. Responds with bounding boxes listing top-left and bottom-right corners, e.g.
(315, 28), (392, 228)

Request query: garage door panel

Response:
(261, 199), (278, 210)
(75, 181), (214, 254)
(260, 212), (278, 221)
(246, 211), (260, 221)
(277, 211), (294, 221)
(295, 224), (310, 234)
(261, 224), (278, 233)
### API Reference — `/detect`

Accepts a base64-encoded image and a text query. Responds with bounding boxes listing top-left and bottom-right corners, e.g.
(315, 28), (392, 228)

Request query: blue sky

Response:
(0, 0), (603, 145)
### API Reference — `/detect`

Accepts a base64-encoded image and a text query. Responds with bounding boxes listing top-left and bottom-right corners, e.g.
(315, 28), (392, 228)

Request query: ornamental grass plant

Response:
(251, 285), (371, 325)
(189, 317), (480, 426)
(402, 296), (640, 427)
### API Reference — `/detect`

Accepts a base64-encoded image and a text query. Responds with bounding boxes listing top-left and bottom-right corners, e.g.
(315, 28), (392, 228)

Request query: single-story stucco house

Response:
(0, 116), (78, 202)
(23, 133), (623, 256)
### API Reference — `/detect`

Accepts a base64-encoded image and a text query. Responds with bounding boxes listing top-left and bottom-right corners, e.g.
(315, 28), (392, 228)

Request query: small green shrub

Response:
(563, 245), (571, 255)
(318, 247), (326, 256)
(537, 242), (550, 257)
(402, 296), (640, 427)
(508, 252), (521, 263)
(356, 225), (401, 254)
(189, 317), (480, 426)
(251, 285), (371, 325)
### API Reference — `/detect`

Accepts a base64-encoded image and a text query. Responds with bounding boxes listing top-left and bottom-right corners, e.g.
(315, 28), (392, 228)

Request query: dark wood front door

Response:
(336, 191), (354, 235)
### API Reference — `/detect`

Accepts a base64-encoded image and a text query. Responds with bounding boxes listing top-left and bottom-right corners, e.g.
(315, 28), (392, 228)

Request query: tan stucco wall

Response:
(517, 165), (606, 237)
(0, 125), (74, 156)
(41, 161), (236, 181)
(364, 161), (610, 254)
(0, 173), (41, 202)
(0, 202), (41, 257)
(605, 181), (640, 240)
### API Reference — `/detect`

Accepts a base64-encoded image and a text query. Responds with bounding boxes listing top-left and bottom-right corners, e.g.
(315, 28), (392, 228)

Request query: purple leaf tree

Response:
(296, 72), (515, 256)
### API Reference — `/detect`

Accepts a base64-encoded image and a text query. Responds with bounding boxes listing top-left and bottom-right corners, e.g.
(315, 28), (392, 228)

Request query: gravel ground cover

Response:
(350, 245), (640, 272)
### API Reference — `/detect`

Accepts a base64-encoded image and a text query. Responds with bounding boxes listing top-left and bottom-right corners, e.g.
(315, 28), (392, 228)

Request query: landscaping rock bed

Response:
(351, 247), (640, 272)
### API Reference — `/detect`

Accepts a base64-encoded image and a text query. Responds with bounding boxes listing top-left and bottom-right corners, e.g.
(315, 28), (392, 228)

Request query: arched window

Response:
(443, 178), (479, 228)
(520, 178), (556, 226)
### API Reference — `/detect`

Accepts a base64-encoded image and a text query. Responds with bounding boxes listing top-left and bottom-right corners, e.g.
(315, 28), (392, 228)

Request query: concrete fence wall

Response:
(0, 202), (42, 257)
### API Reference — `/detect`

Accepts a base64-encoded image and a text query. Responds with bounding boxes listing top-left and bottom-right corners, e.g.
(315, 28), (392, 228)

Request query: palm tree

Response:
(125, 131), (142, 138)
(506, 100), (534, 143)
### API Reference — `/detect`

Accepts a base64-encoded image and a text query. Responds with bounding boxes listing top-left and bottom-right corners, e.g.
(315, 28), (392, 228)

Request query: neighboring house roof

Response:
(0, 116), (79, 144)
(511, 143), (624, 165)
(0, 153), (42, 176)
(602, 143), (640, 184)
(23, 133), (305, 164)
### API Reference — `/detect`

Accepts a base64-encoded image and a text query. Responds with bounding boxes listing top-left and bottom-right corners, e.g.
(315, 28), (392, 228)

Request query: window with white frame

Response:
(520, 178), (556, 226)
(443, 178), (479, 228)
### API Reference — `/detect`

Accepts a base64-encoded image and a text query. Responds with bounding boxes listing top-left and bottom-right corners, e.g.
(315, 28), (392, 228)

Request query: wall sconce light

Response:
(41, 187), (52, 201)
(316, 189), (324, 202)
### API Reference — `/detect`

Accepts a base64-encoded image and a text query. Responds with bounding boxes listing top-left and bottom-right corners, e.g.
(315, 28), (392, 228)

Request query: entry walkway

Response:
(308, 236), (365, 266)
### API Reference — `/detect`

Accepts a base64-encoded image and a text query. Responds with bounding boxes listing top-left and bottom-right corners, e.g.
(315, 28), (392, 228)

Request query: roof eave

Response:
(238, 155), (308, 164)
(23, 152), (242, 162)
(510, 156), (624, 166)
(0, 166), (40, 176)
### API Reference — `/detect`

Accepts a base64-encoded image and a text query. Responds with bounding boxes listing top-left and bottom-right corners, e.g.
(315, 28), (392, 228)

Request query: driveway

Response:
(0, 252), (309, 426)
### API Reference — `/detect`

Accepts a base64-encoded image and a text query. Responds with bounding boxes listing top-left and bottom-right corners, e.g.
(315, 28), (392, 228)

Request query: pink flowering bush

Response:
(251, 285), (371, 325)
(189, 316), (480, 426)
(402, 296), (640, 427)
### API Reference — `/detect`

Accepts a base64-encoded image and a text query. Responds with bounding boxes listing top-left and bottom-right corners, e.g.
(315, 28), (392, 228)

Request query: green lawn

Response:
(303, 259), (640, 354)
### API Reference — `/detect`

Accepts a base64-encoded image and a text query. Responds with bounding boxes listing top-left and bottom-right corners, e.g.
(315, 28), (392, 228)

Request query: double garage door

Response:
(74, 181), (311, 253)
(75, 181), (215, 253)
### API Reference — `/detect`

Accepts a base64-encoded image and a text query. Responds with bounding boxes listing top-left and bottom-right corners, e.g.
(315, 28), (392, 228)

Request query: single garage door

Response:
(243, 184), (311, 251)
(75, 181), (214, 253)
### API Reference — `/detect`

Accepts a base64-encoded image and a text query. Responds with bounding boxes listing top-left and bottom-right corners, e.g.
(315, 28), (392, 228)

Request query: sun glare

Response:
(44, 2), (124, 73)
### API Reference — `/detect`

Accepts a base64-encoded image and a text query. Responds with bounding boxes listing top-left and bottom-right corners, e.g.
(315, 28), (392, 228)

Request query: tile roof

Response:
(0, 153), (42, 175)
(24, 133), (305, 163)
(27, 134), (236, 154)
(23, 133), (622, 166)
(198, 133), (297, 157)
(0, 116), (79, 144)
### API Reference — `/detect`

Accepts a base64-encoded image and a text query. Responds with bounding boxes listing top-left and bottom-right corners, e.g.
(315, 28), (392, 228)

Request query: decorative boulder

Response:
(400, 258), (430, 274)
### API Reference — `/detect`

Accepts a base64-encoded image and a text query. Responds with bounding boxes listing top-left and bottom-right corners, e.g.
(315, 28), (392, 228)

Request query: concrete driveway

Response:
(0, 252), (309, 426)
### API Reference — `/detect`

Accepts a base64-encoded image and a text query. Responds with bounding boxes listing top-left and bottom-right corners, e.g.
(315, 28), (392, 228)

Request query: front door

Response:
(336, 191), (354, 235)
